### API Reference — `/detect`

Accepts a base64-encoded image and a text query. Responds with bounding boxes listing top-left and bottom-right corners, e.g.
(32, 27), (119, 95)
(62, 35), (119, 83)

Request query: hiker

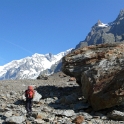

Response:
(25, 85), (35, 115)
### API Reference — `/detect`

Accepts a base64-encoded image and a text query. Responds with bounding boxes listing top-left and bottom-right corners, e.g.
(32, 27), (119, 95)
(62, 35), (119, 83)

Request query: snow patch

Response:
(98, 23), (108, 27)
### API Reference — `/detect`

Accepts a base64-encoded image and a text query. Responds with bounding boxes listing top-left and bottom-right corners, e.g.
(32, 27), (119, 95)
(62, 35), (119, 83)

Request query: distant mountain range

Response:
(0, 9), (124, 80)
(0, 49), (72, 80)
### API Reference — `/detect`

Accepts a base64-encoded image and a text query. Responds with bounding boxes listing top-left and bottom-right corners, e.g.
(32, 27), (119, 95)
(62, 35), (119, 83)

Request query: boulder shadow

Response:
(36, 85), (81, 99)
(14, 99), (25, 105)
(36, 85), (85, 111)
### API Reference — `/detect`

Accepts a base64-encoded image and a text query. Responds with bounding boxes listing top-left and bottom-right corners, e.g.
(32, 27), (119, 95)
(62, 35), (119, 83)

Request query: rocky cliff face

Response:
(62, 43), (124, 110)
(76, 10), (124, 49)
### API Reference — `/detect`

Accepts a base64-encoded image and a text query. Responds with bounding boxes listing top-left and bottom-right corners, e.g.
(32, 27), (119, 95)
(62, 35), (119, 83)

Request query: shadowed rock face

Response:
(62, 43), (124, 110)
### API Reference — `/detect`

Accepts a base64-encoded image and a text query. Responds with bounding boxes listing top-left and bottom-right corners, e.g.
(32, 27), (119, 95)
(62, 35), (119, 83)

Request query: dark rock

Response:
(37, 75), (48, 80)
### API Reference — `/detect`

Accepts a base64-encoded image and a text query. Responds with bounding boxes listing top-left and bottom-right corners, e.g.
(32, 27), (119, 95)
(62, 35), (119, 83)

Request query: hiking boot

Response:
(29, 112), (32, 116)
(26, 112), (31, 117)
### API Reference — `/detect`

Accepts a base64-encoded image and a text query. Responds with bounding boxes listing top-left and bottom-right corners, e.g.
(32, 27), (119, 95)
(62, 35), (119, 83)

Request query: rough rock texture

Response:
(62, 43), (124, 110)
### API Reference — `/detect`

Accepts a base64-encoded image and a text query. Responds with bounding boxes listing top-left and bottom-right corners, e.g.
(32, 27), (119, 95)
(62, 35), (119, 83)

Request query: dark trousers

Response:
(25, 98), (33, 113)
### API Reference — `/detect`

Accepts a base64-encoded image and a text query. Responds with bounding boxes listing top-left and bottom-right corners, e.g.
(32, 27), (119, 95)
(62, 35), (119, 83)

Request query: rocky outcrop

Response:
(75, 9), (124, 49)
(62, 43), (124, 110)
(37, 75), (48, 80)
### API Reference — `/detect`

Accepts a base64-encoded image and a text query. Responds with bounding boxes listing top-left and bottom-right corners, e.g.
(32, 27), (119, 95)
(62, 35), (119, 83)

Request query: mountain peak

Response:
(118, 9), (124, 18)
(114, 9), (124, 22)
(97, 20), (102, 25)
(32, 53), (44, 57)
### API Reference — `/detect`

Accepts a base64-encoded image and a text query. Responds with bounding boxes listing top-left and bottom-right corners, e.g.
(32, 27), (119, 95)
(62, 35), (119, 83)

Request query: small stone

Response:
(6, 116), (25, 123)
(4, 111), (13, 117)
(100, 115), (108, 120)
(72, 115), (84, 124)
(34, 119), (45, 123)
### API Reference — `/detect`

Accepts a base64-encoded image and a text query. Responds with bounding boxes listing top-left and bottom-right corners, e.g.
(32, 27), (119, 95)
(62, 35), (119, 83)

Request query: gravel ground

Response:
(0, 72), (124, 123)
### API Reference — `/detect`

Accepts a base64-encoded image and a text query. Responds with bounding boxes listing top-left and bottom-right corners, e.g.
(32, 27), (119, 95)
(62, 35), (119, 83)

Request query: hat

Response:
(28, 85), (33, 90)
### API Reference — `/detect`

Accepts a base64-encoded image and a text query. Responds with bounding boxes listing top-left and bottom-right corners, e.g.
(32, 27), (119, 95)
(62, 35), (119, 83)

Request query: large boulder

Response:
(62, 43), (124, 111)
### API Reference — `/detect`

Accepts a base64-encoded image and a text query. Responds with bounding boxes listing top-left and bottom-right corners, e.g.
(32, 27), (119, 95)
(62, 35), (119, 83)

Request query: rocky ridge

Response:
(76, 9), (124, 49)
(0, 72), (124, 124)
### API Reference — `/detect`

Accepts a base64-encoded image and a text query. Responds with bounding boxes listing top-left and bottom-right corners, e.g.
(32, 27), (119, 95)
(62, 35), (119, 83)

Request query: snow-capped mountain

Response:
(0, 49), (72, 80)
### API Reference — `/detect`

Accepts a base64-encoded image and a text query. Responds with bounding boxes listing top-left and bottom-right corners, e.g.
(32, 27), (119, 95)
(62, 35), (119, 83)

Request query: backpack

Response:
(25, 89), (34, 99)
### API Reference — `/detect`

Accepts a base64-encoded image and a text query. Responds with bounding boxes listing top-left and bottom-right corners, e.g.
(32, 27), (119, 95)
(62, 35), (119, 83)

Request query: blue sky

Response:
(0, 0), (124, 65)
